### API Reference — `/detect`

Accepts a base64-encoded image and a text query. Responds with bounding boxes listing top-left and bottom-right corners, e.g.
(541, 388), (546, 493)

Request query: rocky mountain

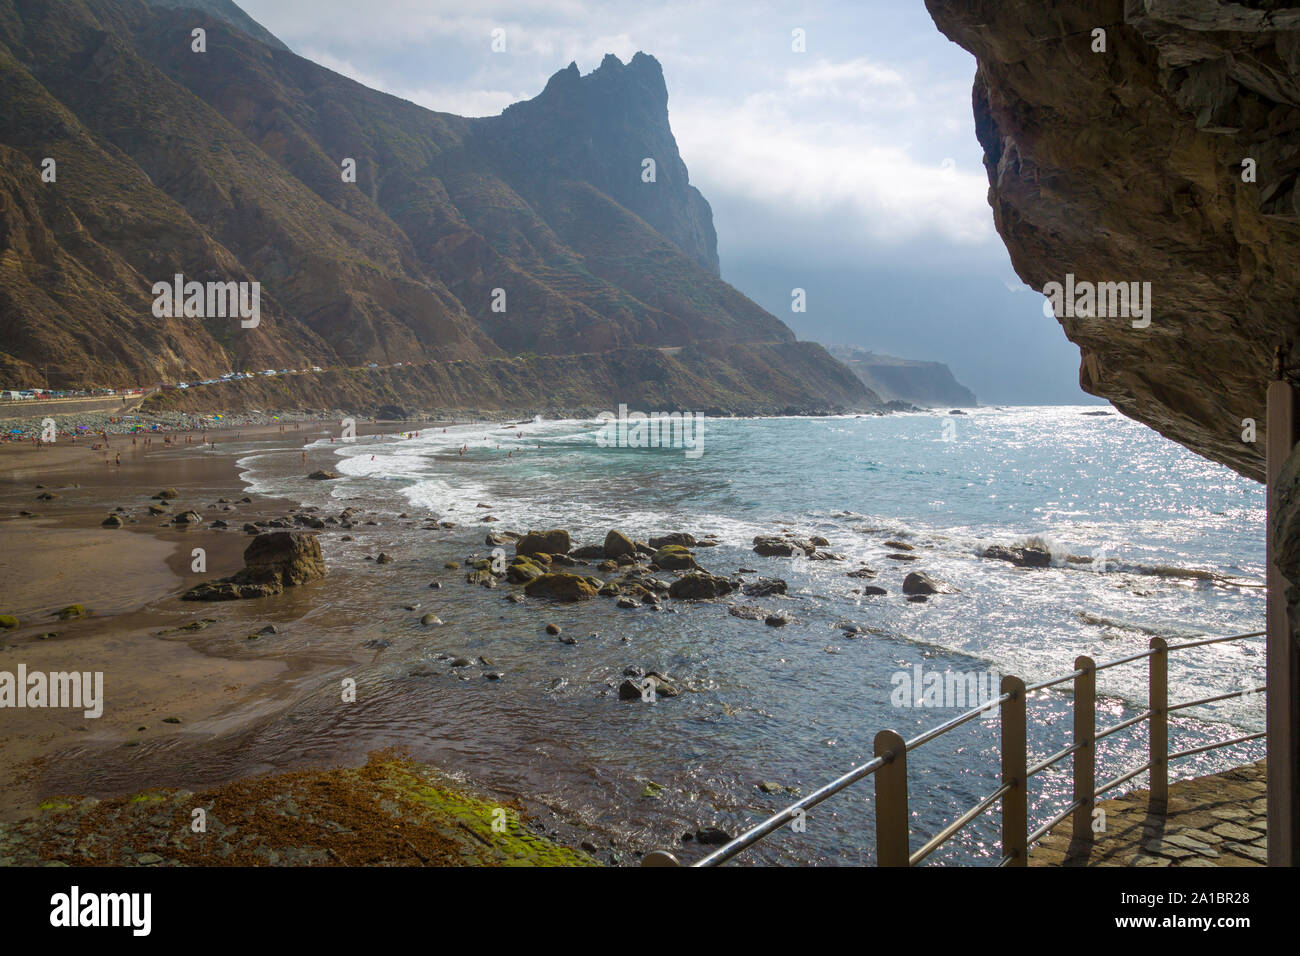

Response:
(829, 346), (978, 408)
(926, 0), (1300, 482)
(0, 0), (870, 414)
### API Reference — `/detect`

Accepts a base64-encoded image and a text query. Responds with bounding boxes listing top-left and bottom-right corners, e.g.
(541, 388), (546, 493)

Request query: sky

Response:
(236, 0), (1100, 405)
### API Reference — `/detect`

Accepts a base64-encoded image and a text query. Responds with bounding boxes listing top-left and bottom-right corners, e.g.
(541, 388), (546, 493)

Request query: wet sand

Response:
(0, 420), (445, 821)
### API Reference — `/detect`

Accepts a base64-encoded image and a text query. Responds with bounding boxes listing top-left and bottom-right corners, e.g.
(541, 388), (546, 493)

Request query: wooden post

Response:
(874, 730), (909, 866)
(641, 850), (681, 867)
(1073, 656), (1096, 838)
(1266, 376), (1300, 866)
(1149, 638), (1168, 806)
(1001, 676), (1027, 865)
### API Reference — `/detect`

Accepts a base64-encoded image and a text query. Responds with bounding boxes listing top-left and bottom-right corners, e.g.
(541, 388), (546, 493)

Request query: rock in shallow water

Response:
(183, 532), (325, 601)
(901, 572), (958, 595)
(524, 573), (598, 602)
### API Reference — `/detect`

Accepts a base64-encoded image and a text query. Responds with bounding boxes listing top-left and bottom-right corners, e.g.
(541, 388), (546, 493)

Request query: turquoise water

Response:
(234, 406), (1265, 864)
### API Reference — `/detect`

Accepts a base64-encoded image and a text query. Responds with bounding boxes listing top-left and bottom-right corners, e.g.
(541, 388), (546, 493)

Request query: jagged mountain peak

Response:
(0, 0), (867, 413)
(497, 50), (715, 273)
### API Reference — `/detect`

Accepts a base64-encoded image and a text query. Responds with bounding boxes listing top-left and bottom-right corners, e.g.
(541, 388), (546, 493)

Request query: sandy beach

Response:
(0, 419), (452, 811)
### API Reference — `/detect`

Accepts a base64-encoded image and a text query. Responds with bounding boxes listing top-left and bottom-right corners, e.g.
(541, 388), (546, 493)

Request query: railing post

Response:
(641, 850), (681, 867)
(1001, 675), (1027, 865)
(1072, 656), (1096, 839)
(1266, 372), (1300, 865)
(1149, 637), (1168, 806)
(874, 730), (909, 866)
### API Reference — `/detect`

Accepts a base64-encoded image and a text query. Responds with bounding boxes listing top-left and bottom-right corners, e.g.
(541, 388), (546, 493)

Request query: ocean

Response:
(231, 405), (1265, 865)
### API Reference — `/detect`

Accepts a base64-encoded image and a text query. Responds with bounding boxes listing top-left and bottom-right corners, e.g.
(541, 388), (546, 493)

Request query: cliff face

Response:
(0, 0), (867, 413)
(829, 346), (978, 408)
(927, 0), (1300, 482)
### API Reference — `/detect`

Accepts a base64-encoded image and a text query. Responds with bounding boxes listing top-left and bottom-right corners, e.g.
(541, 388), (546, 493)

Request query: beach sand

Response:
(0, 420), (441, 819)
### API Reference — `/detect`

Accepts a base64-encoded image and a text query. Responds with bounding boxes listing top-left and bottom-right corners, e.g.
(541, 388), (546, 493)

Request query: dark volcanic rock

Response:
(516, 530), (572, 557)
(668, 572), (735, 600)
(982, 545), (1052, 568)
(183, 532), (325, 600)
(649, 532), (697, 549)
(754, 534), (817, 557)
(902, 571), (958, 596)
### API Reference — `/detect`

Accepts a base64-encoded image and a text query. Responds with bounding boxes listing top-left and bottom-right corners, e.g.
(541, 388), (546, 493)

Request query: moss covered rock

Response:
(506, 556), (545, 584)
(523, 573), (598, 602)
(603, 530), (636, 559)
(653, 545), (697, 570)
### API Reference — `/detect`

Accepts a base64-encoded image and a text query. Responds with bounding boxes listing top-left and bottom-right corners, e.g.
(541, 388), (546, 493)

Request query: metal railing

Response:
(641, 631), (1266, 867)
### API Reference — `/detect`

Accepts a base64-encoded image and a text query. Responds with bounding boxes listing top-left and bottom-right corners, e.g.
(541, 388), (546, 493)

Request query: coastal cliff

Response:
(829, 346), (978, 408)
(926, 0), (1300, 482)
(0, 0), (869, 414)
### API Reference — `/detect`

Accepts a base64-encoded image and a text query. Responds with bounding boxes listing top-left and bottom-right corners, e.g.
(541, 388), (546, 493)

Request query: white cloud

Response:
(671, 60), (994, 247)
(250, 2), (996, 243)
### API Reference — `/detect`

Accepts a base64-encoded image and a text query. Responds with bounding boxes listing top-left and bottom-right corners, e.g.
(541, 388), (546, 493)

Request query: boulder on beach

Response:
(752, 535), (813, 557)
(307, 470), (340, 480)
(668, 572), (735, 600)
(152, 489), (179, 500)
(752, 535), (794, 557)
(101, 514), (124, 528)
(506, 556), (545, 583)
(172, 510), (203, 526)
(183, 532), (326, 601)
(603, 530), (636, 559)
(982, 545), (1052, 568)
(901, 571), (958, 596)
(523, 572), (598, 602)
(652, 545), (697, 571)
(516, 529), (571, 557)
(649, 532), (696, 549)
(619, 673), (679, 701)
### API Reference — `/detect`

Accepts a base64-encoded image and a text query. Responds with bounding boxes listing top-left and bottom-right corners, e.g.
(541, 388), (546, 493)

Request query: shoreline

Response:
(0, 417), (615, 863)
(0, 408), (1266, 867)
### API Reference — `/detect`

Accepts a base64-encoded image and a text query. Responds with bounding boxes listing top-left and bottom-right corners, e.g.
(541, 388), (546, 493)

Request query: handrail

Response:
(644, 628), (1266, 867)
(690, 753), (889, 867)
